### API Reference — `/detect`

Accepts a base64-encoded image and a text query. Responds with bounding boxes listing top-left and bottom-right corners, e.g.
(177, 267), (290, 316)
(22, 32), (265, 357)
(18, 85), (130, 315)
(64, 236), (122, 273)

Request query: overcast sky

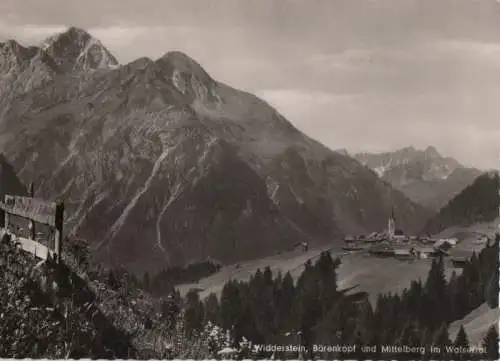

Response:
(1, 0), (499, 169)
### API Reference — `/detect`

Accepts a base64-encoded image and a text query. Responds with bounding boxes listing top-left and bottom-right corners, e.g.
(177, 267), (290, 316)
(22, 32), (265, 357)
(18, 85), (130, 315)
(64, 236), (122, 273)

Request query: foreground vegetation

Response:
(0, 234), (233, 359)
(0, 233), (134, 358)
(1, 231), (498, 359)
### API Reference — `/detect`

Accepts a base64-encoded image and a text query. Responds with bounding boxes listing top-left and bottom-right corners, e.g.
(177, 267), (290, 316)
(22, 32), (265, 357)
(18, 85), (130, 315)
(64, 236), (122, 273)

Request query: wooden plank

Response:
(11, 235), (54, 261)
(0, 195), (58, 226)
(53, 202), (64, 263)
(29, 183), (36, 240)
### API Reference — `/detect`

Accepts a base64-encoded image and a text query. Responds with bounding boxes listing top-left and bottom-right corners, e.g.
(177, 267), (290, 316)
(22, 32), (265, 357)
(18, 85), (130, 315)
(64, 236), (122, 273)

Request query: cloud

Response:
(0, 21), (66, 44)
(1, 0), (499, 169)
(257, 87), (500, 169)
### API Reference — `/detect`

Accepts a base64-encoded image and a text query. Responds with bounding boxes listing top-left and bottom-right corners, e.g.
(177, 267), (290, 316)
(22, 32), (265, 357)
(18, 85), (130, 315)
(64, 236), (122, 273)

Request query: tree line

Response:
(98, 260), (221, 297)
(175, 235), (499, 360)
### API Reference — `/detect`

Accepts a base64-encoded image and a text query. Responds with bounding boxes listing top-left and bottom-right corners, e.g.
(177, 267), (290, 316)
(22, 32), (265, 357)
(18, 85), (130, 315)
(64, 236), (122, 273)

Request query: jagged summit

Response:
(0, 27), (430, 271)
(353, 146), (481, 210)
(401, 146), (416, 153)
(1, 39), (21, 51)
(424, 145), (441, 159)
(42, 26), (119, 72)
(156, 51), (212, 81)
(0, 40), (37, 62)
(0, 38), (60, 92)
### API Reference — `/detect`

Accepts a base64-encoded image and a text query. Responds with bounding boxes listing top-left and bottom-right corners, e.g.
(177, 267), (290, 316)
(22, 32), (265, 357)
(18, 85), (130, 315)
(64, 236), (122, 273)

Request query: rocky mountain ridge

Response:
(41, 26), (119, 73)
(0, 27), (429, 272)
(353, 146), (482, 210)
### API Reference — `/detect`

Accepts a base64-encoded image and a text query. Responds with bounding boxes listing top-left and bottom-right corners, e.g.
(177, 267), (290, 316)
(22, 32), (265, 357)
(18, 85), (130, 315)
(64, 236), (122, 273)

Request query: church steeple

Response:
(388, 207), (396, 239)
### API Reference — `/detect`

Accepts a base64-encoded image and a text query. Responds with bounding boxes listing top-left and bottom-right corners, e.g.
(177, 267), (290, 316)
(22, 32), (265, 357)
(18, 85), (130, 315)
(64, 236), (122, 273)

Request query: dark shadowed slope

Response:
(0, 154), (26, 197)
(422, 171), (500, 235)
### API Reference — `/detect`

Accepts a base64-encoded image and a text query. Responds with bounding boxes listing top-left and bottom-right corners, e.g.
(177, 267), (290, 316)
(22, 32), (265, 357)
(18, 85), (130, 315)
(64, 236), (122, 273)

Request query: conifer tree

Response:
(184, 290), (204, 336)
(454, 325), (469, 347)
(485, 271), (499, 308)
(276, 272), (295, 331)
(220, 281), (242, 331)
(424, 256), (448, 329)
(454, 325), (471, 360)
(161, 293), (180, 330)
(203, 293), (220, 324)
(467, 252), (483, 309)
(233, 303), (262, 346)
(433, 323), (451, 360)
(482, 325), (499, 360)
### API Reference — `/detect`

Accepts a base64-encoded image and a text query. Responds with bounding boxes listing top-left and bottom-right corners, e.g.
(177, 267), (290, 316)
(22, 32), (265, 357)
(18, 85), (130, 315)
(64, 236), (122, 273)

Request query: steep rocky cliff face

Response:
(0, 28), (429, 272)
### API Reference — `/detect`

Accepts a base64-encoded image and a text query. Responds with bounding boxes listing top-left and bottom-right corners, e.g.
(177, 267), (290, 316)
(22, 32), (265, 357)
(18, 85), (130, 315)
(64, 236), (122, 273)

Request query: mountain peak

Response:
(66, 26), (92, 38)
(1, 39), (21, 51)
(401, 146), (416, 153)
(424, 145), (441, 158)
(0, 39), (34, 59)
(58, 26), (92, 42)
(42, 26), (119, 72)
(352, 146), (480, 210)
(156, 51), (212, 83)
(0, 39), (52, 76)
(154, 50), (217, 103)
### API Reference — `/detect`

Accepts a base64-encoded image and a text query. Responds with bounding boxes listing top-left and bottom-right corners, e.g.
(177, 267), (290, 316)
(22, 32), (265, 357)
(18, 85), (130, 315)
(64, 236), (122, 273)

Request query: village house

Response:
(369, 245), (395, 257)
(451, 257), (468, 268)
(394, 248), (415, 261)
(415, 247), (434, 259)
(450, 249), (471, 268)
(419, 237), (435, 244)
(344, 235), (356, 243)
(415, 247), (448, 259)
(393, 234), (409, 243)
(342, 243), (366, 251)
(364, 236), (379, 243)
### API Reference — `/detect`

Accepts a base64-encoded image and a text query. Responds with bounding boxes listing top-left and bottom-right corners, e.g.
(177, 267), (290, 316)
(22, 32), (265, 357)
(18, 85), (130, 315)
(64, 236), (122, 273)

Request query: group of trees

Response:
(100, 260), (221, 297)
(424, 172), (500, 234)
(175, 236), (499, 360)
(368, 237), (498, 360)
(66, 232), (497, 359)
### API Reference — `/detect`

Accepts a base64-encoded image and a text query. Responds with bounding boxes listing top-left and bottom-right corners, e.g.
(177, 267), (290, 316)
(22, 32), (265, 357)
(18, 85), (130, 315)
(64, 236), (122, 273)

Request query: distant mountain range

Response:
(352, 146), (483, 210)
(0, 27), (429, 272)
(422, 171), (500, 235)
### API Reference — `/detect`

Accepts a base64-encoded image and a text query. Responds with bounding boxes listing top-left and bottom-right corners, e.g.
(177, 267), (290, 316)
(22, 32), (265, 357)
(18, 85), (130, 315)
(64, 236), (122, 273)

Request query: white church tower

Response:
(388, 208), (396, 239)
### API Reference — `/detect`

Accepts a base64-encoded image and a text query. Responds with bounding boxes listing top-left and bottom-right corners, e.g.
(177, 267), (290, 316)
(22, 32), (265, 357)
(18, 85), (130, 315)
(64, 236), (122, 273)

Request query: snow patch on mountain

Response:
(41, 27), (119, 72)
